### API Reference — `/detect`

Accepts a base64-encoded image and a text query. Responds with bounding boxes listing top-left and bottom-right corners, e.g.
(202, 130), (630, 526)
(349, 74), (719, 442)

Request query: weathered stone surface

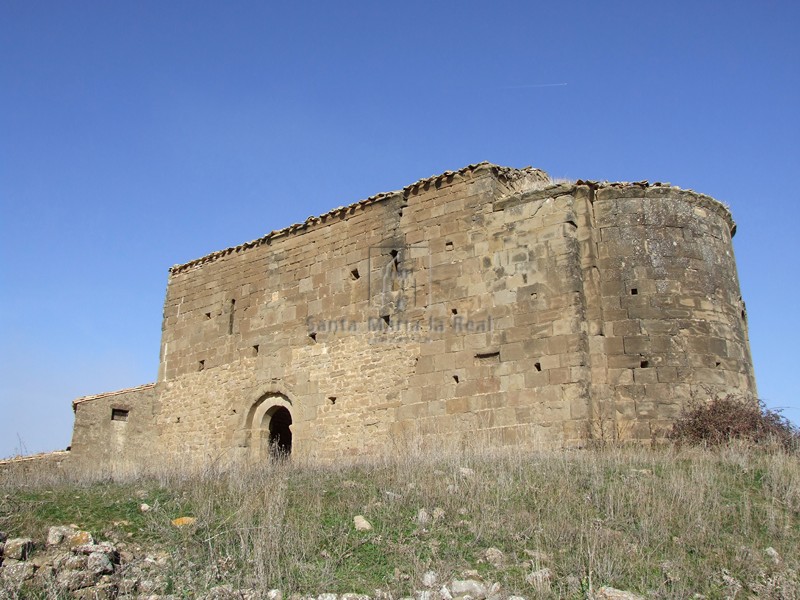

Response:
(56, 568), (98, 591)
(201, 585), (240, 600)
(1, 560), (36, 584)
(118, 577), (139, 595)
(525, 567), (552, 589)
(483, 547), (504, 568)
(3, 538), (33, 560)
(421, 570), (438, 587)
(138, 577), (168, 594)
(46, 525), (94, 547)
(88, 551), (115, 574)
(67, 530), (94, 547)
(47, 525), (76, 546)
(63, 554), (89, 570)
(765, 546), (782, 565)
(593, 586), (645, 600)
(451, 579), (488, 599)
(73, 581), (117, 600)
(73, 543), (117, 558)
(353, 516), (372, 531)
(40, 163), (755, 472)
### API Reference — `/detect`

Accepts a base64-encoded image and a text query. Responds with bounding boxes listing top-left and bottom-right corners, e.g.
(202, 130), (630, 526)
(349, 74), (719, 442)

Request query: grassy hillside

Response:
(1, 444), (798, 598)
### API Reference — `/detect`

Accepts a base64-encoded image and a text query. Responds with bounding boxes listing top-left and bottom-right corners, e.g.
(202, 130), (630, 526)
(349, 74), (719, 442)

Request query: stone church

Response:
(62, 162), (755, 470)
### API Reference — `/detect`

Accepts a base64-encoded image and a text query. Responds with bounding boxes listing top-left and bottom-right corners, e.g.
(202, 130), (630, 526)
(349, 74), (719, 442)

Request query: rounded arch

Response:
(240, 391), (294, 460)
(263, 405), (292, 458)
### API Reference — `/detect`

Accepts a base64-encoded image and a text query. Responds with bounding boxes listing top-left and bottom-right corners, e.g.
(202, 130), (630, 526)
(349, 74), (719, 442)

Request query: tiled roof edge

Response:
(72, 382), (156, 409)
(169, 162), (549, 275)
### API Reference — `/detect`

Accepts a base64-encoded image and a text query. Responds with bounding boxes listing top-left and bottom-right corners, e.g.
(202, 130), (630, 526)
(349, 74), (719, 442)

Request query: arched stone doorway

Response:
(239, 391), (294, 460)
(262, 405), (292, 458)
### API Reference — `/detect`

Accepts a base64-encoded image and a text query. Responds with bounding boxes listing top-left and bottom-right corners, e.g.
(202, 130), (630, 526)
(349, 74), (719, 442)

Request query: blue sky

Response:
(1, 1), (798, 458)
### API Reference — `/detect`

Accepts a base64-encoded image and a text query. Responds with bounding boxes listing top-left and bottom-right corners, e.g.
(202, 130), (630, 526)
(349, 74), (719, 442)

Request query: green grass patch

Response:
(1, 445), (798, 598)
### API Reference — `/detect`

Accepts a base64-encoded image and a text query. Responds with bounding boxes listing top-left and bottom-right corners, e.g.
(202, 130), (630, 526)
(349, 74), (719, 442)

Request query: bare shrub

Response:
(669, 396), (799, 451)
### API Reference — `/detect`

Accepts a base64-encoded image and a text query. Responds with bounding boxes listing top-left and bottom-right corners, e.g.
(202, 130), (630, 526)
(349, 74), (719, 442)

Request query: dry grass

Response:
(1, 443), (798, 598)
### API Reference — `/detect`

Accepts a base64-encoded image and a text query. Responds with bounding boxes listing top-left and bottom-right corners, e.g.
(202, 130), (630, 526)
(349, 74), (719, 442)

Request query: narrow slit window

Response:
(350, 268), (360, 280)
(328, 396), (337, 405)
(445, 241), (454, 251)
(453, 374), (459, 383)
(381, 314), (391, 327)
(198, 360), (205, 371)
(534, 362), (542, 372)
(309, 332), (317, 342)
(228, 299), (236, 334)
(252, 345), (259, 357)
(630, 288), (639, 296)
(111, 408), (129, 422)
(640, 359), (649, 368)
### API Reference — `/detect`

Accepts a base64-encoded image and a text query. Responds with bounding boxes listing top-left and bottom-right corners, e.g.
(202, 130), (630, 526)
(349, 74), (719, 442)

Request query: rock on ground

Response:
(484, 547), (504, 568)
(1, 560), (36, 585)
(765, 546), (782, 565)
(526, 567), (552, 589)
(88, 551), (115, 575)
(593, 586), (645, 600)
(421, 570), (438, 587)
(3, 538), (34, 560)
(451, 579), (488, 599)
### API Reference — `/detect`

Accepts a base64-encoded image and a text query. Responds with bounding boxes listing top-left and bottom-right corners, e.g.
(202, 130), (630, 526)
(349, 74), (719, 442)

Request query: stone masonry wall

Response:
(583, 183), (755, 440)
(70, 384), (157, 472)
(61, 163), (756, 469)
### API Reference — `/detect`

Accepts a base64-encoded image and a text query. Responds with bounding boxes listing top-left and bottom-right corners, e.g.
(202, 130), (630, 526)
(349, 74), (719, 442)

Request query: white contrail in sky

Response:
(501, 83), (568, 89)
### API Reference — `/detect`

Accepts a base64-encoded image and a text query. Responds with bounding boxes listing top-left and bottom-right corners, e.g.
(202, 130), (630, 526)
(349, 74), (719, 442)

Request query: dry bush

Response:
(669, 397), (800, 451)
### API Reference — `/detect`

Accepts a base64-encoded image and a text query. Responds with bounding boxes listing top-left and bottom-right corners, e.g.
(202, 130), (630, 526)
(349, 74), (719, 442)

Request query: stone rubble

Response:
(3, 538), (33, 561)
(0, 525), (690, 600)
